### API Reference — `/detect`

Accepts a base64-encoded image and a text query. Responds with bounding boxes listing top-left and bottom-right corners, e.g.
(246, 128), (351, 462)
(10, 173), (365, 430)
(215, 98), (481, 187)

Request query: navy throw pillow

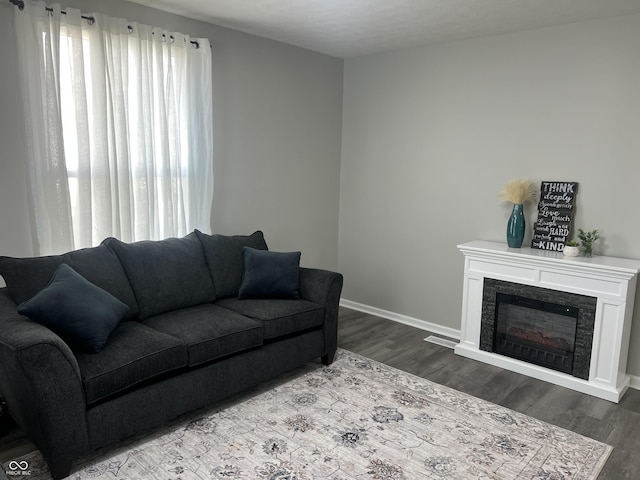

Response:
(17, 264), (129, 353)
(238, 247), (301, 299)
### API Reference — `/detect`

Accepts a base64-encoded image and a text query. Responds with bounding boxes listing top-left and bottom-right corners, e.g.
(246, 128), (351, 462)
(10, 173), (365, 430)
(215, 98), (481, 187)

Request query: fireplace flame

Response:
(507, 327), (572, 352)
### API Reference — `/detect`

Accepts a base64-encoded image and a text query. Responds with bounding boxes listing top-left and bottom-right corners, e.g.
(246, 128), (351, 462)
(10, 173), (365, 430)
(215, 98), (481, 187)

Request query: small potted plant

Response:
(563, 240), (580, 257)
(578, 229), (600, 257)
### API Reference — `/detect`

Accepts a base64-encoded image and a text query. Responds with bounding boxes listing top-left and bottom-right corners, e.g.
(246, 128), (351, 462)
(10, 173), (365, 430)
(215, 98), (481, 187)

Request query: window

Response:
(14, 3), (213, 254)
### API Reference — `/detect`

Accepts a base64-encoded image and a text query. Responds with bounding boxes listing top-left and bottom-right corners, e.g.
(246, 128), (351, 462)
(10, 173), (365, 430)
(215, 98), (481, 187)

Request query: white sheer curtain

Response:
(14, 1), (213, 255)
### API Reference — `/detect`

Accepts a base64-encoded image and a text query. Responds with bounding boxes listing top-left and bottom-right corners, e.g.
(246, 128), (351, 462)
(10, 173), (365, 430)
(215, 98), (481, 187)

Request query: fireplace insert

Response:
(493, 293), (579, 374)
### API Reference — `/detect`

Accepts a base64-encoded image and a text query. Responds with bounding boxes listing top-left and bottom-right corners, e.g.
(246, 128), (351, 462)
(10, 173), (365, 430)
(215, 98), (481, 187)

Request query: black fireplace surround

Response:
(480, 278), (597, 380)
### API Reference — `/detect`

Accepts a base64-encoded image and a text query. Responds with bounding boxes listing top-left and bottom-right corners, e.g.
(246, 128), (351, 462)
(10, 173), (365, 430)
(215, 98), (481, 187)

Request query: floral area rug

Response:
(6, 349), (611, 479)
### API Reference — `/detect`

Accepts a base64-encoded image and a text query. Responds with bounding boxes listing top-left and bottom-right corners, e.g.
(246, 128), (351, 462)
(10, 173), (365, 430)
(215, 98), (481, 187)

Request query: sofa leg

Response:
(321, 351), (336, 365)
(48, 458), (72, 480)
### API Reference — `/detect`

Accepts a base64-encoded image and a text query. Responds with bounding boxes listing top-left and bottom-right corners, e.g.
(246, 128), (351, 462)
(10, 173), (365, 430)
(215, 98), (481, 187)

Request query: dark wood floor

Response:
(338, 306), (640, 480)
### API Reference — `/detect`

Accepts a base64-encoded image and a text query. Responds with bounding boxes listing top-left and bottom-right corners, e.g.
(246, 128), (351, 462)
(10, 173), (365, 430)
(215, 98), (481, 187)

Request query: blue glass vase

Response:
(506, 203), (525, 248)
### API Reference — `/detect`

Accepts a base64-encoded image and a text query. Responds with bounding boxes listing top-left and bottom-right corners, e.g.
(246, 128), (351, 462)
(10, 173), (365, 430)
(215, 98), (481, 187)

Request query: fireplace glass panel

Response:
(493, 293), (579, 374)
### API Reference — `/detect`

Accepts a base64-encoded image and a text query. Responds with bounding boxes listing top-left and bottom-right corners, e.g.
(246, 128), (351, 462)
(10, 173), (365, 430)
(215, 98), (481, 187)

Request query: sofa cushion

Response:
(75, 321), (188, 405)
(195, 230), (268, 298)
(17, 264), (129, 353)
(238, 248), (301, 300)
(105, 233), (216, 319)
(143, 304), (263, 366)
(0, 243), (138, 319)
(215, 298), (324, 340)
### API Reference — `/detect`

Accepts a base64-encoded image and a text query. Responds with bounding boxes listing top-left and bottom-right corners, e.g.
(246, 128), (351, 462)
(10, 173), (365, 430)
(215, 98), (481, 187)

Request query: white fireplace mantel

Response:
(455, 240), (640, 402)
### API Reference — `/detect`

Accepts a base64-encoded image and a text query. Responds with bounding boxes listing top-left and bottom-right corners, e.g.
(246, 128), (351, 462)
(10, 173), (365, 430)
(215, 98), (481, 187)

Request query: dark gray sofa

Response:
(0, 230), (343, 479)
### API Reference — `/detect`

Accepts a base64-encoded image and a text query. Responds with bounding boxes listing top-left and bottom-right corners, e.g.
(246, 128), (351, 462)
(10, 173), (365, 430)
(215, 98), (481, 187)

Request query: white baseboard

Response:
(339, 298), (640, 392)
(339, 298), (461, 340)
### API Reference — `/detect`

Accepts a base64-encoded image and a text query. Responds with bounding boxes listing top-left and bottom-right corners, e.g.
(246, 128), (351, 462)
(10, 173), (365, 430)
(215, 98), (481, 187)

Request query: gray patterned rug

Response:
(5, 349), (611, 479)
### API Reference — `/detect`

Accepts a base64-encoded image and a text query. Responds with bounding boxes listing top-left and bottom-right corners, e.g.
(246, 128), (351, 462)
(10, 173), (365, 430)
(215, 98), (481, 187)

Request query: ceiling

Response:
(126, 0), (640, 58)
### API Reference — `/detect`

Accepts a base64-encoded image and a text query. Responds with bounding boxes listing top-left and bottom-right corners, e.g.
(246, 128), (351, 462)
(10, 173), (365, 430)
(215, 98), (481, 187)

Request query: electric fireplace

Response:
(479, 278), (595, 380)
(456, 241), (640, 402)
(493, 293), (578, 374)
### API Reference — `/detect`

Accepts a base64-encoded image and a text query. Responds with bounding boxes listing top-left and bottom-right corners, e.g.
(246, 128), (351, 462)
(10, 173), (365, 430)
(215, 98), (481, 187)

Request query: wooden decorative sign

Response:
(530, 181), (578, 252)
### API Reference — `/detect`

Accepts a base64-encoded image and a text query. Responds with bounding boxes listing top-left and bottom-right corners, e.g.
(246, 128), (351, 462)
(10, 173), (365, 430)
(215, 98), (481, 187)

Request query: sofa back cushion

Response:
(0, 243), (139, 319)
(195, 230), (268, 298)
(105, 233), (216, 319)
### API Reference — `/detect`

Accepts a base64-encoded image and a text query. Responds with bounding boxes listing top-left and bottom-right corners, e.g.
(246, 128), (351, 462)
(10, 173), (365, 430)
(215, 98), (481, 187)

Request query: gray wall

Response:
(0, 0), (343, 270)
(339, 14), (640, 374)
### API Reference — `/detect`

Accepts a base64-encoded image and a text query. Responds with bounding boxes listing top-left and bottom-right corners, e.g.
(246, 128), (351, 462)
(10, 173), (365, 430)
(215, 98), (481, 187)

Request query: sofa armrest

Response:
(299, 268), (343, 364)
(0, 288), (89, 474)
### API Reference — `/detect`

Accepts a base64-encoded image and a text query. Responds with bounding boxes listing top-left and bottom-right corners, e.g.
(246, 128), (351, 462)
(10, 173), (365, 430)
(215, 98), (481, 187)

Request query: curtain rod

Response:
(7, 0), (206, 49)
